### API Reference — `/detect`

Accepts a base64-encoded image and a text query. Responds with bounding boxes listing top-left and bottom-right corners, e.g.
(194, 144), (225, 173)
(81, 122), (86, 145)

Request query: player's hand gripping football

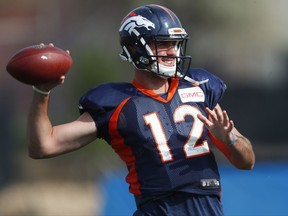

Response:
(34, 43), (70, 92)
(197, 104), (234, 145)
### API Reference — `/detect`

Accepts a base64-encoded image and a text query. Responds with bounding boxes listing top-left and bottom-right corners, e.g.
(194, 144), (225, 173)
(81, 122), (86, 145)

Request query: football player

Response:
(28, 4), (255, 215)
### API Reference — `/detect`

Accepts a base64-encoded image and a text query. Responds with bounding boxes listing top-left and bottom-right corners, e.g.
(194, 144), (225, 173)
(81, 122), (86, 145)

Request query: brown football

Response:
(6, 44), (73, 85)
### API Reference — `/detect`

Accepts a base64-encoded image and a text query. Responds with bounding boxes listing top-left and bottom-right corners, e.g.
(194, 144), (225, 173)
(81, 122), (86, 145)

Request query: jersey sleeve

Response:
(187, 68), (227, 109)
(78, 82), (136, 139)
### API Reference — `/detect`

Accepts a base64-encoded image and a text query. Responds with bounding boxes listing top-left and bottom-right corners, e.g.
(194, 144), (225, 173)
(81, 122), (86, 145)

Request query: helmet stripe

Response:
(153, 4), (175, 23)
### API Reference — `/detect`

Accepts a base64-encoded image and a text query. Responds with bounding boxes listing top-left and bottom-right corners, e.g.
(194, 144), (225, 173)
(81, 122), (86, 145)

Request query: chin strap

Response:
(183, 75), (209, 86)
(176, 72), (209, 86)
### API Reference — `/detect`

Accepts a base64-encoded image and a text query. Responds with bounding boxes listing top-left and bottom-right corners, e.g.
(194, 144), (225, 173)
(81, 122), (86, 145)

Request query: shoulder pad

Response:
(186, 68), (227, 108)
(79, 82), (137, 114)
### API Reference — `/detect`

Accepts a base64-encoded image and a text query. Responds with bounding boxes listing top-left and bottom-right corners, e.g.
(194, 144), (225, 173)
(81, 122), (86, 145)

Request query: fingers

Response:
(200, 104), (235, 143)
(204, 107), (220, 126)
(227, 119), (234, 132)
(39, 43), (53, 46)
(41, 42), (70, 55)
(215, 105), (224, 123)
(59, 76), (65, 85)
(204, 107), (214, 120)
(197, 112), (213, 128)
(205, 105), (229, 126)
(199, 104), (234, 131)
(222, 110), (230, 127)
(39, 43), (70, 55)
(35, 76), (65, 91)
(205, 104), (223, 122)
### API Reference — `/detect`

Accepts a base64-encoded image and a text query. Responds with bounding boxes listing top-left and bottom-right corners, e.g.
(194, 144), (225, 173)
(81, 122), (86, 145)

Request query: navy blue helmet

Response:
(119, 4), (191, 78)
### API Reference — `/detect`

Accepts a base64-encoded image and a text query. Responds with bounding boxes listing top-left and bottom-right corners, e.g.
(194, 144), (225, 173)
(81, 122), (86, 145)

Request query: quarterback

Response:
(28, 4), (255, 215)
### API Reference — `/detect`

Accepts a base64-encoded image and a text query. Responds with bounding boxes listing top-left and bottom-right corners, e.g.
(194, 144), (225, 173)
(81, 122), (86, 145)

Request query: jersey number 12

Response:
(143, 105), (210, 162)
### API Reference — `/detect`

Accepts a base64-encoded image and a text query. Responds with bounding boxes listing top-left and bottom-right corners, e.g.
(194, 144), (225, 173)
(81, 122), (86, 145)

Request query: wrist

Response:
(229, 131), (237, 146)
(32, 86), (51, 96)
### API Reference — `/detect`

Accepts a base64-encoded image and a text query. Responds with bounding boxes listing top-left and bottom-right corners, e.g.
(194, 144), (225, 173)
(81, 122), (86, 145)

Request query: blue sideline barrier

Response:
(100, 162), (288, 216)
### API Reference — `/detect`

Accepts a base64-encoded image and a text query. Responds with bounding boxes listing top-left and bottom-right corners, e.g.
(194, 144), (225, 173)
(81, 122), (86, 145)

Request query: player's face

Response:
(149, 41), (177, 67)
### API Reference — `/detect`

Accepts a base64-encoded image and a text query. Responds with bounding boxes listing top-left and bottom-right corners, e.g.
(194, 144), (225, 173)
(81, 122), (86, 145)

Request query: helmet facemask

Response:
(145, 37), (192, 79)
(120, 32), (192, 79)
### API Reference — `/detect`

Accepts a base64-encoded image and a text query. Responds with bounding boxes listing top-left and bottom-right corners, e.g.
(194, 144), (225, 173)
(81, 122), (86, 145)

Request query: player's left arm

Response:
(197, 104), (255, 170)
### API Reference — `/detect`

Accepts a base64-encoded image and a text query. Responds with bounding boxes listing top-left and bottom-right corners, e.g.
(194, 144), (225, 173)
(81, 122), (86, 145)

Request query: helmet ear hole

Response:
(127, 45), (136, 54)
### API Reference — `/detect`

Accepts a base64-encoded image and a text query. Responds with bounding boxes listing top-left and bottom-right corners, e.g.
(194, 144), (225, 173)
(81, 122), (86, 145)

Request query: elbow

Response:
(236, 161), (255, 170)
(246, 159), (256, 170)
(29, 154), (42, 159)
(29, 153), (45, 160)
(245, 152), (256, 170)
(28, 149), (48, 159)
(234, 154), (256, 170)
(27, 137), (49, 159)
(29, 151), (56, 159)
(28, 144), (54, 159)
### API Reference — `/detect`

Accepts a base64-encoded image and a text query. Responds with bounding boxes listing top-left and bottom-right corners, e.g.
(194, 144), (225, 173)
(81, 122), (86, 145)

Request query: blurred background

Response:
(0, 0), (287, 215)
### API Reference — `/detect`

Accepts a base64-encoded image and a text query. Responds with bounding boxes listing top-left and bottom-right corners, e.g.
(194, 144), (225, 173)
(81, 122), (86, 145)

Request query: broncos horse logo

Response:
(119, 15), (155, 34)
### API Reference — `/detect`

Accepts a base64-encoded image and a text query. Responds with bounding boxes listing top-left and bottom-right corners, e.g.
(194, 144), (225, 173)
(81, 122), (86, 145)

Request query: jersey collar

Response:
(132, 78), (179, 103)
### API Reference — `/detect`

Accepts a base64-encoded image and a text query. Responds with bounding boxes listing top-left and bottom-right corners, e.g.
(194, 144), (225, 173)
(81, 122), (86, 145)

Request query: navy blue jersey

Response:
(79, 68), (226, 201)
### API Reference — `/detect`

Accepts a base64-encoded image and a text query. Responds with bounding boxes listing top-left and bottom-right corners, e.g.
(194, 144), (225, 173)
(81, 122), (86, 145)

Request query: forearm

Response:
(27, 90), (98, 159)
(227, 134), (255, 170)
(27, 92), (54, 158)
(207, 129), (255, 170)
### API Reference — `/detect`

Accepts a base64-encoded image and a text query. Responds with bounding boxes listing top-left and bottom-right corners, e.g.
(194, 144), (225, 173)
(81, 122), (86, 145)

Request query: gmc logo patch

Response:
(178, 87), (205, 103)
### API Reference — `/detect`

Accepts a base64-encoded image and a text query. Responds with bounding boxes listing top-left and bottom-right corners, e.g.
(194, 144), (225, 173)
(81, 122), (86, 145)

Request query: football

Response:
(6, 44), (73, 85)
